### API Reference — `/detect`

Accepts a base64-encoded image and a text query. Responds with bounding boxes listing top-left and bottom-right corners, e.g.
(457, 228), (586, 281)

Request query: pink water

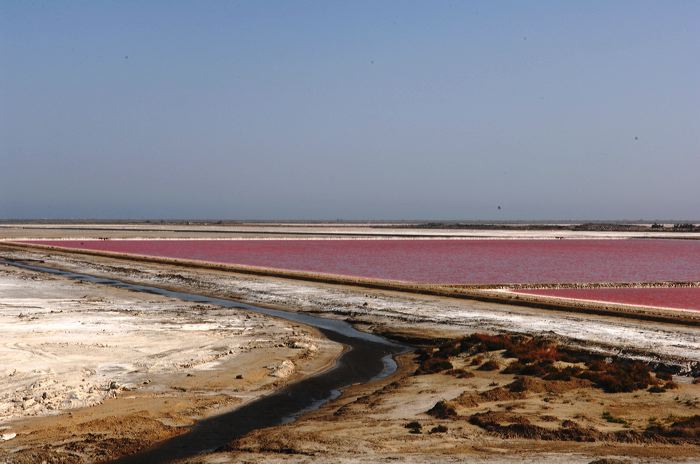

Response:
(24, 239), (700, 285)
(516, 288), (700, 311)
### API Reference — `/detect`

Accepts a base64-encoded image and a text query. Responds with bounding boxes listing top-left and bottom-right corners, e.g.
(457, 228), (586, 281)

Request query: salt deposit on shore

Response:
(5, 248), (698, 368)
(0, 264), (324, 424)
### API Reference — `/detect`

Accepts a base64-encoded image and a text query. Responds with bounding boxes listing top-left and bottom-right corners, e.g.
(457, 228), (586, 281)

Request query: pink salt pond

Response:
(24, 239), (700, 286)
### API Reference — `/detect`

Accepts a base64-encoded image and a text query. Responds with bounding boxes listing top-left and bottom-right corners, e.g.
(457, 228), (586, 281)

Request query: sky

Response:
(1, 1), (698, 220)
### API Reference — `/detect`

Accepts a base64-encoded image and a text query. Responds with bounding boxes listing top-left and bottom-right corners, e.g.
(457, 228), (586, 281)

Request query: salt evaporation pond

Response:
(515, 287), (700, 311)
(24, 239), (700, 285)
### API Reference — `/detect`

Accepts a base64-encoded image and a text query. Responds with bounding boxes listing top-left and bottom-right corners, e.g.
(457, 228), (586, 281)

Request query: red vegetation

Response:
(579, 360), (653, 393)
(417, 332), (661, 394)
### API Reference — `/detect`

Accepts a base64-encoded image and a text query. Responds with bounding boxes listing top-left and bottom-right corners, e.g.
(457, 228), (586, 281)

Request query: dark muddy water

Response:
(2, 259), (409, 463)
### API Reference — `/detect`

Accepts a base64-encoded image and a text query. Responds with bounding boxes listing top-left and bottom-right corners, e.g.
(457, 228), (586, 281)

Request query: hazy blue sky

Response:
(1, 1), (698, 220)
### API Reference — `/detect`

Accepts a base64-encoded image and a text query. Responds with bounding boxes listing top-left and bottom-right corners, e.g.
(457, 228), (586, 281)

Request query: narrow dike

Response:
(2, 259), (409, 463)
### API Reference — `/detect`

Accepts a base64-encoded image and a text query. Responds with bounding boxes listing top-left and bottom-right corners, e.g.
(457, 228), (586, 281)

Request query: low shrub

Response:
(668, 415), (700, 439)
(404, 421), (422, 434)
(602, 411), (627, 425)
(477, 360), (500, 371)
(446, 368), (474, 379)
(503, 360), (550, 377)
(646, 415), (700, 440)
(462, 333), (510, 352)
(580, 360), (652, 393)
(435, 341), (461, 358)
(508, 377), (530, 393)
(429, 424), (448, 434)
(543, 366), (582, 381)
(427, 400), (457, 419)
(417, 332), (653, 394)
(415, 357), (453, 375)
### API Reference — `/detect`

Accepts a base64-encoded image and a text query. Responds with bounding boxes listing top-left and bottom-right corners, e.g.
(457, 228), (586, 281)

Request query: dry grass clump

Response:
(415, 333), (699, 446)
(602, 411), (627, 425)
(648, 381), (679, 393)
(467, 411), (600, 442)
(579, 359), (653, 393)
(415, 333), (662, 393)
(427, 400), (457, 419)
(429, 424), (448, 434)
(477, 360), (501, 371)
(445, 368), (474, 379)
(470, 333), (655, 393)
(461, 333), (561, 363)
(658, 415), (700, 440)
(415, 356), (453, 375)
(468, 411), (700, 444)
(587, 459), (631, 464)
(502, 360), (582, 381)
(404, 421), (422, 434)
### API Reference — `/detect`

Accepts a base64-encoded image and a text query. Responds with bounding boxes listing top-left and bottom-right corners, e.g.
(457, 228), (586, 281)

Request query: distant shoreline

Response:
(1, 219), (699, 231)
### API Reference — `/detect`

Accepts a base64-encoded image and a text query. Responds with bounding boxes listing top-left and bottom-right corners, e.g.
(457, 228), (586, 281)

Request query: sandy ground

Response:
(198, 346), (699, 464)
(0, 262), (341, 462)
